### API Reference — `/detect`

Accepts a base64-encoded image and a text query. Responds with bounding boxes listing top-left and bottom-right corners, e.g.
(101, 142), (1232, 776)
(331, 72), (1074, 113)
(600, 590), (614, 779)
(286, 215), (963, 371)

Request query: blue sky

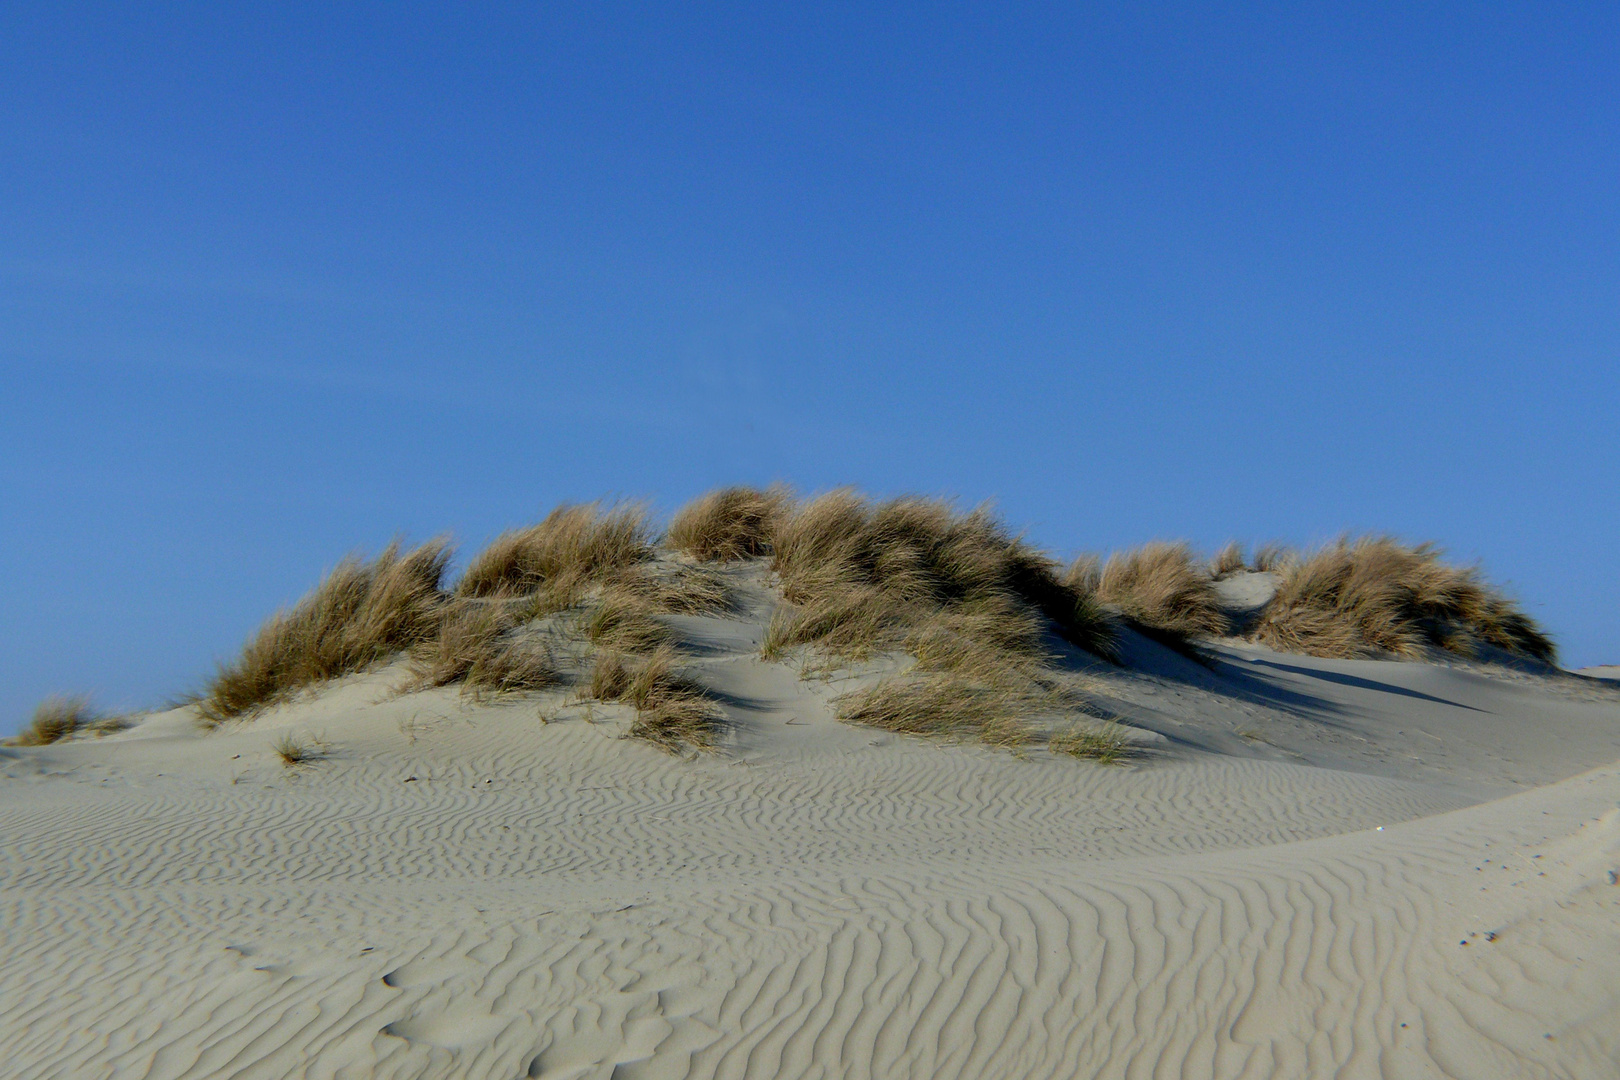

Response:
(3, 3), (1616, 729)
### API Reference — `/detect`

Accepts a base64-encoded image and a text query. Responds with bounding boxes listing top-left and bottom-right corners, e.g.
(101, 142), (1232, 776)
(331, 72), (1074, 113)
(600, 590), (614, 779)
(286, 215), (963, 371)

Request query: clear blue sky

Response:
(3, 3), (1616, 729)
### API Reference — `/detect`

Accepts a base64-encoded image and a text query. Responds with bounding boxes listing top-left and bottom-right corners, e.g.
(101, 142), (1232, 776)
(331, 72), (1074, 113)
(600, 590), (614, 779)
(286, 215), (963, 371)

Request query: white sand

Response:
(4, 567), (1619, 1078)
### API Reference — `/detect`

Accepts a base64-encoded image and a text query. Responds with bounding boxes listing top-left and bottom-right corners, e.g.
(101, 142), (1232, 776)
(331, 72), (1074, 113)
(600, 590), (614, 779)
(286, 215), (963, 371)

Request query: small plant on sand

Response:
(904, 599), (1050, 685)
(1252, 535), (1556, 663)
(1093, 542), (1228, 640)
(11, 696), (99, 746)
(583, 589), (676, 652)
(606, 563), (732, 615)
(835, 676), (1030, 742)
(667, 485), (791, 561)
(273, 731), (328, 767)
(1049, 722), (1130, 764)
(457, 503), (653, 598)
(589, 645), (723, 753)
(410, 601), (560, 698)
(759, 606), (800, 662)
(759, 585), (916, 662)
(1209, 542), (1247, 579)
(200, 540), (453, 724)
(770, 491), (1117, 661)
(1252, 543), (1293, 573)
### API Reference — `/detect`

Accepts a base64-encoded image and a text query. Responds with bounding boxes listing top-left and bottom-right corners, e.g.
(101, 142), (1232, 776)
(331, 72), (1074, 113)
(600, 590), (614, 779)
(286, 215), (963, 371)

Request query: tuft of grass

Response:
(1253, 535), (1557, 664)
(762, 584), (917, 662)
(273, 731), (327, 767)
(458, 503), (652, 598)
(762, 491), (1118, 751)
(411, 600), (560, 698)
(413, 601), (514, 687)
(11, 695), (99, 746)
(583, 589), (675, 652)
(1252, 543), (1293, 573)
(590, 644), (723, 752)
(838, 672), (1128, 759)
(589, 649), (634, 701)
(769, 491), (1117, 662)
(1063, 554), (1102, 596)
(759, 606), (801, 661)
(834, 675), (1027, 741)
(1095, 542), (1228, 639)
(511, 575), (592, 620)
(201, 540), (453, 724)
(629, 694), (724, 753)
(1049, 723), (1130, 764)
(904, 598), (1050, 685)
(1209, 541), (1247, 579)
(667, 485), (791, 561)
(606, 563), (731, 615)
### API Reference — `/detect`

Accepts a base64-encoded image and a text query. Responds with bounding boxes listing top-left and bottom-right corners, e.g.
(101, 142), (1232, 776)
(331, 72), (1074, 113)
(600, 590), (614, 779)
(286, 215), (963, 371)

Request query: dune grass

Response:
(834, 676), (1024, 741)
(458, 503), (653, 598)
(769, 491), (1117, 661)
(1253, 535), (1556, 663)
(904, 598), (1050, 685)
(583, 588), (677, 652)
(410, 600), (560, 698)
(606, 562), (731, 615)
(1049, 722), (1130, 764)
(667, 485), (790, 562)
(387, 502), (719, 711)
(834, 674), (1100, 754)
(199, 540), (453, 724)
(11, 696), (99, 746)
(1209, 541), (1247, 579)
(756, 491), (1120, 749)
(589, 645), (722, 752)
(273, 731), (328, 767)
(1092, 542), (1228, 640)
(164, 488), (1561, 757)
(1252, 543), (1292, 573)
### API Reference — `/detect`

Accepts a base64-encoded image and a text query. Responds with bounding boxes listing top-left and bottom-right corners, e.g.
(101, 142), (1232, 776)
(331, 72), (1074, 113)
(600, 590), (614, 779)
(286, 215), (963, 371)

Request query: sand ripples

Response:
(3, 708), (1618, 1077)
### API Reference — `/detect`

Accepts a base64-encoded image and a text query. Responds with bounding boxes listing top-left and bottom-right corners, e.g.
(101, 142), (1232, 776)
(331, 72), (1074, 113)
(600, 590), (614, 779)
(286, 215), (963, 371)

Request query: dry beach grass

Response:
(1254, 535), (1556, 663)
(150, 490), (1557, 758)
(198, 539), (453, 724)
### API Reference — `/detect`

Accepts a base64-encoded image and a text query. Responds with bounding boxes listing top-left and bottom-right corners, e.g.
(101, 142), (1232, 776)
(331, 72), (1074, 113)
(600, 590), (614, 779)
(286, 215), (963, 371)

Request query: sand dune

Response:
(3, 560), (1618, 1078)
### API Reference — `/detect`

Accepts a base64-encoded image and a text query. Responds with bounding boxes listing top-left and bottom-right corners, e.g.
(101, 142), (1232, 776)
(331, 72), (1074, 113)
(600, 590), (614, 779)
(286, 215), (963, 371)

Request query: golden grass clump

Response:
(201, 540), (453, 724)
(273, 731), (328, 767)
(769, 491), (1116, 661)
(1209, 541), (1247, 579)
(589, 645), (722, 752)
(584, 589), (677, 652)
(1253, 536), (1557, 664)
(11, 695), (99, 746)
(1252, 543), (1293, 573)
(834, 676), (1022, 741)
(589, 649), (634, 701)
(761, 586), (917, 662)
(458, 503), (652, 598)
(630, 695), (724, 753)
(605, 563), (731, 615)
(762, 491), (1118, 750)
(1049, 723), (1130, 764)
(904, 598), (1050, 685)
(667, 485), (791, 561)
(1094, 542), (1228, 639)
(410, 600), (559, 698)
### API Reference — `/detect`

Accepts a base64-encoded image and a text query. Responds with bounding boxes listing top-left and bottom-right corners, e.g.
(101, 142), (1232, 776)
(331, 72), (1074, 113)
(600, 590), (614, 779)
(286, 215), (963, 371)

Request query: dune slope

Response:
(2, 564), (1618, 1079)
